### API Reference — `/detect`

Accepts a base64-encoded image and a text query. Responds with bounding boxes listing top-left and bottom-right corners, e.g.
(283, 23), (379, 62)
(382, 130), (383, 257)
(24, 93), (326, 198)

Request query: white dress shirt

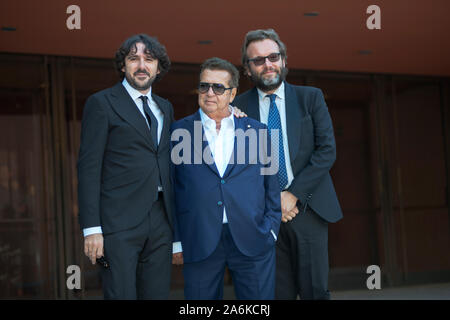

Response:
(83, 79), (164, 237)
(256, 82), (294, 190)
(200, 106), (236, 224)
(122, 78), (164, 144)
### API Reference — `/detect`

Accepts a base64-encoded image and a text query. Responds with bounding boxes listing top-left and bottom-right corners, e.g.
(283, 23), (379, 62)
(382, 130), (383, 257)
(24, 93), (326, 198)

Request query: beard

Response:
(250, 66), (288, 92)
(125, 69), (157, 91)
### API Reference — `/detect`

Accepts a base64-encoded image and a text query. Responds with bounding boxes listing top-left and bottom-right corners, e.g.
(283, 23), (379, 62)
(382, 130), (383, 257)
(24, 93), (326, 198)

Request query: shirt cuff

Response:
(83, 226), (103, 237)
(172, 241), (183, 254)
(271, 229), (277, 241)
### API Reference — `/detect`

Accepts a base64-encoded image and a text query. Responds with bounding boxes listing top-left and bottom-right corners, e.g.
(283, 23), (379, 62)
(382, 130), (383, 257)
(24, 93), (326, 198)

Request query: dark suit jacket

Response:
(233, 82), (343, 223)
(171, 111), (281, 263)
(77, 82), (174, 234)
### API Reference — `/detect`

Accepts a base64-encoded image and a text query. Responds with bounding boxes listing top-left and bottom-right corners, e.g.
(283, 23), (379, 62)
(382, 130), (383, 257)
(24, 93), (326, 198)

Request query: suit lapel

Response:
(222, 116), (245, 178)
(248, 83), (301, 162)
(107, 83), (155, 151)
(152, 93), (170, 149)
(246, 88), (261, 121)
(187, 111), (220, 177)
(284, 82), (301, 163)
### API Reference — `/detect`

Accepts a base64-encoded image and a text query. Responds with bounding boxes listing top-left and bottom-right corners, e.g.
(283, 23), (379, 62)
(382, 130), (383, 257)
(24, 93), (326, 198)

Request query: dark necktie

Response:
(139, 95), (163, 192)
(267, 94), (288, 191)
(139, 95), (158, 148)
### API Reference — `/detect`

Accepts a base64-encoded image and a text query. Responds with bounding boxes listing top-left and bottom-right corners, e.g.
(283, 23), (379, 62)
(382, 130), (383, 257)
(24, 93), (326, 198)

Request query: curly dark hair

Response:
(115, 34), (171, 83)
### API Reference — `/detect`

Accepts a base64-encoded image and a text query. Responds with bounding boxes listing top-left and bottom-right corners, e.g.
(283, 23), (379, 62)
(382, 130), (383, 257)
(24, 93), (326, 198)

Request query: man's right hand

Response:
(281, 191), (299, 223)
(84, 233), (104, 265)
(282, 206), (299, 223)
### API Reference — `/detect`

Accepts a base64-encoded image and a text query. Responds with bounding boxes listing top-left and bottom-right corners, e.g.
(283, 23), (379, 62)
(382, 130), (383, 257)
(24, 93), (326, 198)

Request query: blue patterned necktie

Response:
(267, 94), (288, 191)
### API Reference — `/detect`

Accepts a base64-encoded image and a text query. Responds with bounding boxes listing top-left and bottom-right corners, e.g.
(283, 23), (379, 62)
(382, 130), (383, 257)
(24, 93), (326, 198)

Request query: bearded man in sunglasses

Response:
(170, 57), (281, 299)
(232, 29), (343, 300)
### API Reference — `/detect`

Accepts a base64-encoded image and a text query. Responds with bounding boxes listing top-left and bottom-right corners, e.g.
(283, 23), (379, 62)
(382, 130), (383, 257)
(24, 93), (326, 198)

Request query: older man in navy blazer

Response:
(233, 29), (343, 300)
(171, 57), (281, 300)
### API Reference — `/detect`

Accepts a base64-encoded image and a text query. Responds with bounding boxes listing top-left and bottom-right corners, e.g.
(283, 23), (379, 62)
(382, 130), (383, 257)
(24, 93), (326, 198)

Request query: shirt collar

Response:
(122, 78), (153, 102)
(257, 81), (285, 102)
(199, 106), (235, 131)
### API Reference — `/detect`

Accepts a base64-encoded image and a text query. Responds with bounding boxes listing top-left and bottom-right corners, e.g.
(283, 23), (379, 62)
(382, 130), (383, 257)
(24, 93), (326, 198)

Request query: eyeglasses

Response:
(198, 82), (234, 95)
(248, 52), (281, 66)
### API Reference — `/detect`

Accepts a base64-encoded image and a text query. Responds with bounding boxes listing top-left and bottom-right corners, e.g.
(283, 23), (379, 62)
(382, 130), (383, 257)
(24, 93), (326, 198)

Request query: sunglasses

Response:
(248, 52), (281, 66)
(198, 82), (234, 95)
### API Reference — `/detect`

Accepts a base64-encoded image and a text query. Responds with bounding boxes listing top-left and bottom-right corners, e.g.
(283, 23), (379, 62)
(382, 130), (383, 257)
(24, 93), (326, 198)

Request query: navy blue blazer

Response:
(232, 82), (343, 223)
(170, 111), (281, 263)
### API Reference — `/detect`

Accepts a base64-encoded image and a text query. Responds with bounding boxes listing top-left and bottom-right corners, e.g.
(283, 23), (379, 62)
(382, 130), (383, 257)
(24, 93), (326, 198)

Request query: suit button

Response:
(218, 201), (223, 206)
(221, 179), (225, 184)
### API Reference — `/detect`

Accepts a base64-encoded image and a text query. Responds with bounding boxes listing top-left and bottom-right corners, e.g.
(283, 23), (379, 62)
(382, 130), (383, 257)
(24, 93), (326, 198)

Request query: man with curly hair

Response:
(77, 34), (175, 299)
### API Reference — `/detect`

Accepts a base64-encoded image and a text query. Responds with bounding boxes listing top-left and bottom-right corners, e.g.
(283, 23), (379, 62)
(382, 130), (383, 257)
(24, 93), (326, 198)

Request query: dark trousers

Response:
(183, 224), (276, 300)
(275, 205), (330, 300)
(101, 196), (172, 299)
